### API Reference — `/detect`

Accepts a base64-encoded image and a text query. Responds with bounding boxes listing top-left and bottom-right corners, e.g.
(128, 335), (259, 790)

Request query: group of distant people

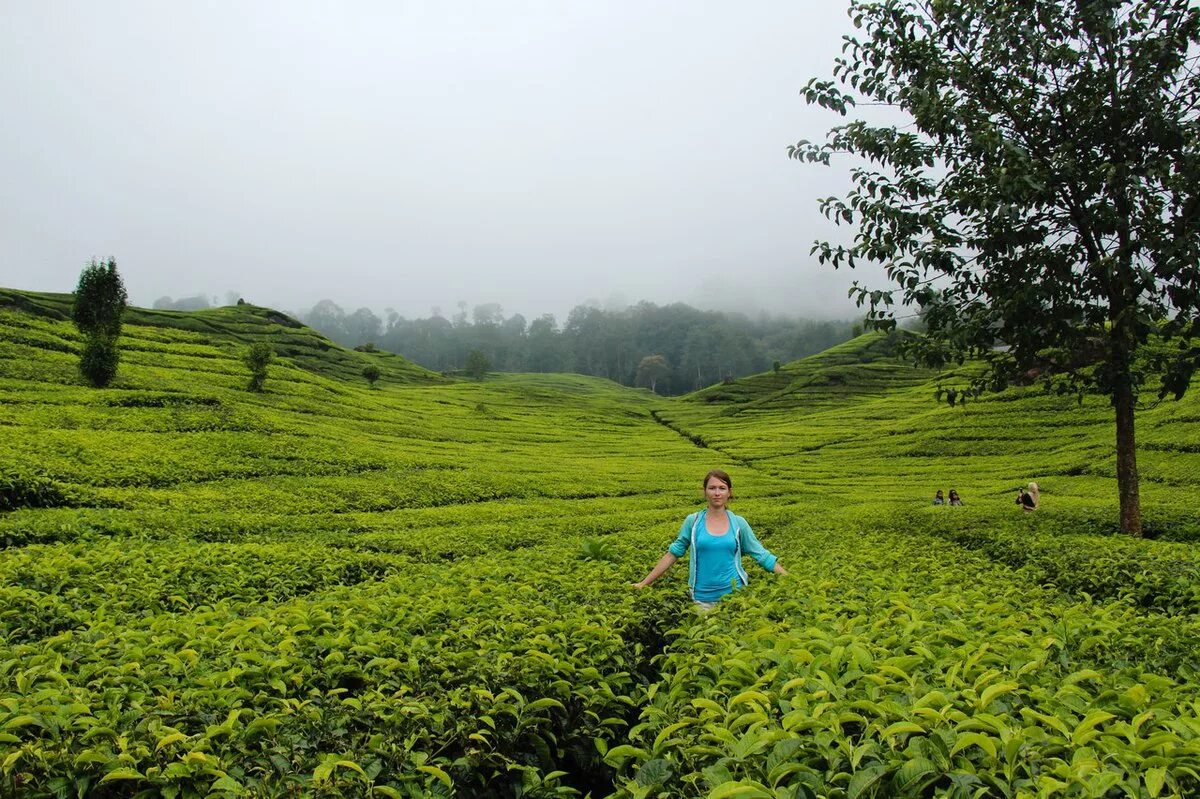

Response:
(930, 482), (1040, 510)
(931, 489), (964, 506)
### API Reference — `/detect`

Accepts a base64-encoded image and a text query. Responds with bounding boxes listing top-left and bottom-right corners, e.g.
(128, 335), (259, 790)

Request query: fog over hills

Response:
(0, 2), (885, 325)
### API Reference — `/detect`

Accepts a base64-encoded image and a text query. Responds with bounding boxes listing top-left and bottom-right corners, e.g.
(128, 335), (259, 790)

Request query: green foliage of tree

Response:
(244, 343), (274, 392)
(792, 0), (1200, 535)
(465, 349), (490, 380)
(362, 364), (381, 388)
(79, 336), (120, 388)
(527, 313), (569, 373)
(72, 257), (128, 387)
(345, 307), (383, 345)
(635, 354), (671, 394)
(73, 258), (128, 340)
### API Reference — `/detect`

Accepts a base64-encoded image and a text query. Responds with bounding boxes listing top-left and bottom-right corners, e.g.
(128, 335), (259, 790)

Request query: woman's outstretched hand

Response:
(632, 553), (675, 590)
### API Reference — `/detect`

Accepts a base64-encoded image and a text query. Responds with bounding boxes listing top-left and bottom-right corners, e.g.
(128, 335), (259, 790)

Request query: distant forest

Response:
(293, 299), (857, 395)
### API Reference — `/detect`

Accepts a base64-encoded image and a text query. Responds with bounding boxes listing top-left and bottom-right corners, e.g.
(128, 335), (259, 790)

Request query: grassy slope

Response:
(664, 331), (1200, 519)
(0, 288), (442, 388)
(1, 292), (1198, 797)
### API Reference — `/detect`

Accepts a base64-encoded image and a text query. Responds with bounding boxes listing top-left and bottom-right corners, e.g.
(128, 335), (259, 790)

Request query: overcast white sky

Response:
(0, 1), (880, 322)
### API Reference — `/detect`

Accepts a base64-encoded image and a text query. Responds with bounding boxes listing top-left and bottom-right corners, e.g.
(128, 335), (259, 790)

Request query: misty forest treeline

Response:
(154, 292), (242, 311)
(297, 300), (856, 395)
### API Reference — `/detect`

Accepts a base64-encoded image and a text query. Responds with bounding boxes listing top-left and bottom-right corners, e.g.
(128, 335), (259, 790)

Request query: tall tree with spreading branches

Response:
(792, 0), (1200, 534)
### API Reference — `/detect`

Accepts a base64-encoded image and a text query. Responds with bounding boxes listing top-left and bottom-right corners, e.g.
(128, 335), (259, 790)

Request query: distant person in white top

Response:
(1016, 482), (1039, 511)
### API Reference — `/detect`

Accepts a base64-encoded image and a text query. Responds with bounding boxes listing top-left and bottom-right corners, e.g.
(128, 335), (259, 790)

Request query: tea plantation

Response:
(1, 289), (1198, 798)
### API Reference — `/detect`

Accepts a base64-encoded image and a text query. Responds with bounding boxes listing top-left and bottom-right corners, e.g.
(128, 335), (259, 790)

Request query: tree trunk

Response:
(1112, 367), (1142, 536)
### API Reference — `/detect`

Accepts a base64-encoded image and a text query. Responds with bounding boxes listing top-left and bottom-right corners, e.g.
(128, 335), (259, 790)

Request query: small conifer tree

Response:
(72, 257), (128, 387)
(244, 343), (274, 392)
(79, 337), (121, 388)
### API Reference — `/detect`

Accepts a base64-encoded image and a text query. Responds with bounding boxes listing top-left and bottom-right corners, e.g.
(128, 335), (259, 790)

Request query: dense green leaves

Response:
(72, 258), (128, 389)
(71, 258), (126, 342)
(77, 335), (120, 389)
(243, 342), (274, 392)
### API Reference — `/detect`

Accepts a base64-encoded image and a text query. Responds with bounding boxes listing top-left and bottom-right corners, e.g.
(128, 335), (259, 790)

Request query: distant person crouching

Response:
(932, 489), (946, 505)
(948, 489), (963, 506)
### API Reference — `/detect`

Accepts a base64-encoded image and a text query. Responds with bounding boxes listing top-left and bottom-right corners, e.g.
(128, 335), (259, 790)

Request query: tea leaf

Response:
(98, 768), (144, 783)
(417, 765), (451, 788)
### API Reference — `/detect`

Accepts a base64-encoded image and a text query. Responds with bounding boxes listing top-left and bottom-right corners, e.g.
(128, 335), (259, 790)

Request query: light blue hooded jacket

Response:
(668, 509), (778, 600)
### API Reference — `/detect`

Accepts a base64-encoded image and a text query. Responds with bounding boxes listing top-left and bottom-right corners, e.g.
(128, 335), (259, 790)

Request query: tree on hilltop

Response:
(72, 257), (128, 387)
(74, 258), (127, 340)
(793, 0), (1200, 534)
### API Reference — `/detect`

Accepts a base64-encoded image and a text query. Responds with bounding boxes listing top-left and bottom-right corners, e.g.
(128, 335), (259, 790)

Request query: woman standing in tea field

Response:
(632, 469), (787, 610)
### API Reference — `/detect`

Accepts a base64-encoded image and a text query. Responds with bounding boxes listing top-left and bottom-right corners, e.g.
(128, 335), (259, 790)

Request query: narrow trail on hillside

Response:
(648, 408), (772, 475)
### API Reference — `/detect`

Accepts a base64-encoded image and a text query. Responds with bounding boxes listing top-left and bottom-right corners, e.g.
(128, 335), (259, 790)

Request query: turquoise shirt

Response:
(691, 517), (741, 602)
(667, 509), (778, 602)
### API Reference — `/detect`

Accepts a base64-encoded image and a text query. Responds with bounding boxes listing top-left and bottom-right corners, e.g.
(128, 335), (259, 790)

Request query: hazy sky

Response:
(1, 1), (881, 322)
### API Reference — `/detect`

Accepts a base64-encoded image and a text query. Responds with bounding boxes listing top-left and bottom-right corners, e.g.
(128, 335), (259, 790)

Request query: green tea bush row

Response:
(908, 508), (1200, 614)
(0, 552), (679, 798)
(607, 522), (1200, 799)
(0, 491), (709, 550)
(0, 466), (72, 512)
(0, 540), (417, 642)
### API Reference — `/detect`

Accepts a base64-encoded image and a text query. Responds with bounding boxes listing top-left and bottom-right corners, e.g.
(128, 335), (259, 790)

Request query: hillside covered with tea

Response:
(1, 290), (1198, 798)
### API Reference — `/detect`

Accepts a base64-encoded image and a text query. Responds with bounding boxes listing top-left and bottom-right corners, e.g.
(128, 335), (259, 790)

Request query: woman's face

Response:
(705, 478), (731, 507)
